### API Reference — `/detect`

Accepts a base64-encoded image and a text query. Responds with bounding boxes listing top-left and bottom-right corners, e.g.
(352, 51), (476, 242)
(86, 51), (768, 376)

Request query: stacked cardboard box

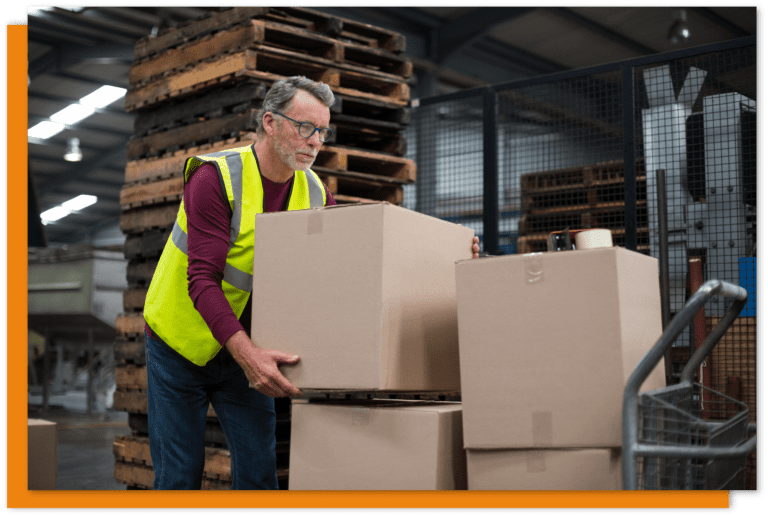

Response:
(455, 247), (666, 489)
(250, 203), (474, 489)
(289, 400), (466, 490)
(28, 419), (57, 490)
(113, 6), (415, 490)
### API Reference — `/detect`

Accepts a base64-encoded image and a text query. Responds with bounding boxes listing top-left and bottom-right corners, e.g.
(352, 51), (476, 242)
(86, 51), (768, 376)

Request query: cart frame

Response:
(622, 279), (757, 490)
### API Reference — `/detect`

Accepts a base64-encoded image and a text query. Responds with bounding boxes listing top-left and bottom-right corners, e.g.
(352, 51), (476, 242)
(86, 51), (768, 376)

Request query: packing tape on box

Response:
(575, 229), (612, 250)
(307, 209), (323, 235)
(527, 450), (547, 473)
(532, 411), (553, 446)
(524, 253), (544, 284)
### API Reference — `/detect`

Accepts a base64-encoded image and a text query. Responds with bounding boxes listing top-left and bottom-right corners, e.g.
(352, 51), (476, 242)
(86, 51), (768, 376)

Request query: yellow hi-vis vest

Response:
(143, 144), (327, 366)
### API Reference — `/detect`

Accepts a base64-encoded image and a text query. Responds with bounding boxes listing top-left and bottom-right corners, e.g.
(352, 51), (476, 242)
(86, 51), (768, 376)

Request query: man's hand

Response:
(472, 236), (480, 258)
(224, 330), (302, 398)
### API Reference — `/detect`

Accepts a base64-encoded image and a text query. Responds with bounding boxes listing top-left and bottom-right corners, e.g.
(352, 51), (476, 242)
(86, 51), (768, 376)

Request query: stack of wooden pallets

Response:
(516, 159), (648, 254)
(113, 6), (415, 490)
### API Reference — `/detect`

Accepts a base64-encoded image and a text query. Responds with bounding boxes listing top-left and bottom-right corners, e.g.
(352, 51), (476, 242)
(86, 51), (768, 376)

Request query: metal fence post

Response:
(483, 87), (500, 255)
(622, 65), (638, 252)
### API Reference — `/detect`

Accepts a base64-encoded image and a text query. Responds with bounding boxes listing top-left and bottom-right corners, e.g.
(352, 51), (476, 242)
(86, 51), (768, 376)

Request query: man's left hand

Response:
(472, 236), (480, 258)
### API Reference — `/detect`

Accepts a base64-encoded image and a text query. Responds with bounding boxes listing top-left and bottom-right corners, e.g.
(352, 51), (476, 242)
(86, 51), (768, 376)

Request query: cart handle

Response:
(622, 279), (748, 490)
(626, 279), (747, 398)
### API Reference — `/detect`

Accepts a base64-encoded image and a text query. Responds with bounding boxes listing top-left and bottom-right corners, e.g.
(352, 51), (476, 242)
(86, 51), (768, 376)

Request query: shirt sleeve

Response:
(185, 163), (245, 346)
(325, 184), (337, 206)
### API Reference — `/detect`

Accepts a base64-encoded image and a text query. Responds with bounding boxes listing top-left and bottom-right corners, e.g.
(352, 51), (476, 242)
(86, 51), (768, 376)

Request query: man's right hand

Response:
(224, 330), (302, 398)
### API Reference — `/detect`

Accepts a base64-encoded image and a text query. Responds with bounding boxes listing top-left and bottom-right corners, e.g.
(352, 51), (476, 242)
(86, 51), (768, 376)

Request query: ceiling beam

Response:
(47, 70), (131, 91)
(551, 7), (658, 55)
(28, 156), (126, 176)
(373, 7), (444, 30)
(29, 91), (132, 117)
(28, 12), (138, 45)
(470, 36), (566, 76)
(690, 7), (750, 38)
(436, 7), (537, 64)
(27, 115), (133, 139)
(35, 143), (128, 197)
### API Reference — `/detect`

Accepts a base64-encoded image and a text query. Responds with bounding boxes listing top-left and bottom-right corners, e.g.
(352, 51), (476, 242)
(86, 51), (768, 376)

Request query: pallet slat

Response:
(120, 203), (180, 234)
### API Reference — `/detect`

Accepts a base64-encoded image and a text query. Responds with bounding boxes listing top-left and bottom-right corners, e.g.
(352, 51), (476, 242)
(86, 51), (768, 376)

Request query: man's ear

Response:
(262, 112), (276, 136)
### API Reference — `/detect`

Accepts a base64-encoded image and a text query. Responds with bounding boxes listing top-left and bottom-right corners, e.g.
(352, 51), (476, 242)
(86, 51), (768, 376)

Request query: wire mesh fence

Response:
(405, 36), (756, 489)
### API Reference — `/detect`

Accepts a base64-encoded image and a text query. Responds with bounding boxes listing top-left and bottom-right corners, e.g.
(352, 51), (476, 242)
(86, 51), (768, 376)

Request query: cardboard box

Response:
(456, 247), (666, 448)
(466, 448), (621, 490)
(251, 203), (474, 391)
(28, 418), (57, 489)
(289, 400), (467, 490)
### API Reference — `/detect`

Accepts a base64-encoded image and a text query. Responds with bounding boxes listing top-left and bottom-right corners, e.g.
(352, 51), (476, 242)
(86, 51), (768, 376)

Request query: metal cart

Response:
(623, 279), (757, 490)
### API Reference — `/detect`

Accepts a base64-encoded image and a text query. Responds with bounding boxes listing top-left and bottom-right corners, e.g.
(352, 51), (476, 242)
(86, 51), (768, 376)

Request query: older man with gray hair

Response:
(142, 76), (338, 490)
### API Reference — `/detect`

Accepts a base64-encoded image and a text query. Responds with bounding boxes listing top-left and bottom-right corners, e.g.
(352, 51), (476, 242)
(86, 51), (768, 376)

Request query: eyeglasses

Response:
(272, 112), (334, 143)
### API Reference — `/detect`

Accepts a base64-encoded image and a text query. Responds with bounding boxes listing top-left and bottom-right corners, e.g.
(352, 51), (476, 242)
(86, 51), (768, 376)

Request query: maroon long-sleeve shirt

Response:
(146, 161), (335, 348)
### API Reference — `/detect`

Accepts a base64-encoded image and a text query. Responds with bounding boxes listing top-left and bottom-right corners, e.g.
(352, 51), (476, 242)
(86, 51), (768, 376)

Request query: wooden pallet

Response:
(520, 159), (643, 192)
(518, 200), (648, 235)
(132, 83), (408, 143)
(115, 336), (146, 366)
(124, 136), (253, 184)
(121, 145), (414, 210)
(133, 7), (405, 62)
(123, 139), (414, 188)
(128, 110), (409, 161)
(125, 259), (159, 288)
(262, 7), (406, 53)
(127, 412), (232, 449)
(124, 228), (172, 261)
(316, 145), (415, 182)
(113, 389), (148, 414)
(516, 227), (651, 254)
(131, 19), (410, 88)
(301, 389), (461, 402)
(120, 202), (180, 235)
(126, 49), (409, 112)
(133, 82), (270, 137)
(127, 110), (262, 160)
(517, 159), (650, 254)
(115, 435), (234, 482)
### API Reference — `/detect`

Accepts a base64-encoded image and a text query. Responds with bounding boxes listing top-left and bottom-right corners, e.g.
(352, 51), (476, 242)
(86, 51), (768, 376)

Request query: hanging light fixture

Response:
(668, 9), (690, 45)
(64, 137), (83, 162)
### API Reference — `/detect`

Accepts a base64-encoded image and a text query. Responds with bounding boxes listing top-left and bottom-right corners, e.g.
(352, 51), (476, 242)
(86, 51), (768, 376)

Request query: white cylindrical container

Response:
(575, 229), (613, 250)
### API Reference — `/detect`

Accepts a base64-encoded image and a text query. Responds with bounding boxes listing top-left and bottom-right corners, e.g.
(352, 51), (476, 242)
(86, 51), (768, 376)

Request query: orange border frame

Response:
(6, 23), (729, 509)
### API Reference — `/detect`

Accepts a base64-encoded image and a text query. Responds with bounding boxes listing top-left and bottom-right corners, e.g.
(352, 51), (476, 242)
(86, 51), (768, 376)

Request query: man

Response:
(143, 76), (480, 490)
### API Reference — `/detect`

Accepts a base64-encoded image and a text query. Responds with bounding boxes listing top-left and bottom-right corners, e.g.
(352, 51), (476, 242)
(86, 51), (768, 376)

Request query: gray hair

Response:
(256, 76), (334, 137)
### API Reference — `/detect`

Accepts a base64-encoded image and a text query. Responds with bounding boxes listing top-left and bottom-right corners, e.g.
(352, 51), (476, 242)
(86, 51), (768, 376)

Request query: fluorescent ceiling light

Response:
(29, 7), (83, 15)
(40, 194), (98, 225)
(80, 85), (127, 109)
(50, 104), (95, 125)
(28, 8), (53, 16)
(40, 206), (72, 224)
(62, 194), (97, 211)
(28, 121), (65, 140)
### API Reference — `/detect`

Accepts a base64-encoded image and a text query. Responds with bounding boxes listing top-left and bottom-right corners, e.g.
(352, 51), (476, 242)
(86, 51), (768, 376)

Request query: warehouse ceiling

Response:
(25, 6), (756, 248)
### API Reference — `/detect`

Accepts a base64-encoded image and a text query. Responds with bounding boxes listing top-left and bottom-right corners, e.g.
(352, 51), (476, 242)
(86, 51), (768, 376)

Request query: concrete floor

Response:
(28, 390), (133, 490)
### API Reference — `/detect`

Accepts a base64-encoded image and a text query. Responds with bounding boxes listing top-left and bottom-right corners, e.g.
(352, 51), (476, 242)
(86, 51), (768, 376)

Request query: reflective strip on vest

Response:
(169, 167), (325, 293)
(305, 170), (324, 208)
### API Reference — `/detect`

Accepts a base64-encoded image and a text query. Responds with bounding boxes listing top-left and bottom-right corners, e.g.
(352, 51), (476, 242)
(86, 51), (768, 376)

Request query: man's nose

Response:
(308, 131), (323, 147)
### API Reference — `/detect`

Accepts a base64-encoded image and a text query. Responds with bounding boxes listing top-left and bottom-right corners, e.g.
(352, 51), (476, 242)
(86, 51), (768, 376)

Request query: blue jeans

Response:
(145, 331), (278, 490)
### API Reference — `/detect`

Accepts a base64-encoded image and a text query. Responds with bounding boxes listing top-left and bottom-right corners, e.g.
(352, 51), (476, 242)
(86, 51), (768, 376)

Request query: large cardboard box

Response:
(466, 448), (621, 490)
(28, 418), (57, 489)
(456, 247), (666, 448)
(289, 400), (467, 490)
(251, 203), (474, 391)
